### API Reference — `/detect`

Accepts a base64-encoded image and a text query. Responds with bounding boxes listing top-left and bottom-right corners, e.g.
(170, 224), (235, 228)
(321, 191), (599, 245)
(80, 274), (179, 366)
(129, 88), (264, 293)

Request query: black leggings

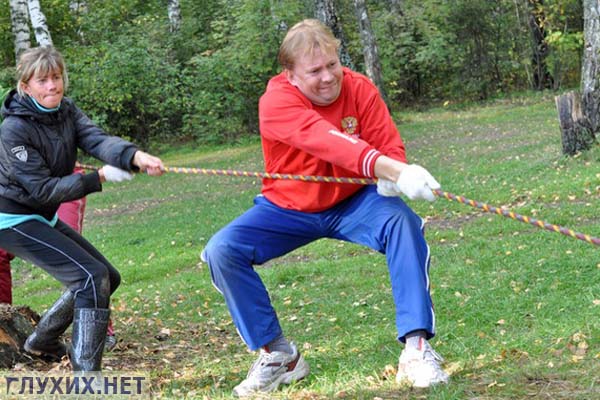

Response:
(0, 219), (120, 309)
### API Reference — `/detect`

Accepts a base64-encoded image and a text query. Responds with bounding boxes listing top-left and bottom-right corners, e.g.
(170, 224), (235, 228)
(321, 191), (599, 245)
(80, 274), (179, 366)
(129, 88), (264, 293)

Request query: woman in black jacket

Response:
(0, 46), (164, 373)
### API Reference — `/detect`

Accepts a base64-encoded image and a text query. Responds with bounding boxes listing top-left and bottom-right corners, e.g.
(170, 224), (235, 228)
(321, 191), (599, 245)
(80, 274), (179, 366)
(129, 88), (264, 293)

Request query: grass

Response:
(10, 91), (600, 399)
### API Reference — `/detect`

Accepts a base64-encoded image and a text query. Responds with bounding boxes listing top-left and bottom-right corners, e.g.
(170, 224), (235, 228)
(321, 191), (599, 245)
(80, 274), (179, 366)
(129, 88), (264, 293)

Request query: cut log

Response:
(0, 304), (40, 369)
(555, 91), (597, 155)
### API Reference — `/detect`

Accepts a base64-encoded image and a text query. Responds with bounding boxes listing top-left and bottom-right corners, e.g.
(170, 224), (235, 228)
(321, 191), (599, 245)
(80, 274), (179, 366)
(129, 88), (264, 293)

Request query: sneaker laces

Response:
(417, 344), (447, 381)
(245, 350), (281, 380)
(422, 345), (444, 364)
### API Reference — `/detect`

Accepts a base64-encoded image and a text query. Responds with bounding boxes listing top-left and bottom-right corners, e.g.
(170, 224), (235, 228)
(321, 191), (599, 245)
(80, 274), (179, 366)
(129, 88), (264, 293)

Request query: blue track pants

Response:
(203, 185), (435, 350)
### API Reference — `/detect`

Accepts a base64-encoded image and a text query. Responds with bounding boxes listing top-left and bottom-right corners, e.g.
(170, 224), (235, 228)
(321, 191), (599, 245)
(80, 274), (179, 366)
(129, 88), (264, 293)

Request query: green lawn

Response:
(11, 92), (600, 399)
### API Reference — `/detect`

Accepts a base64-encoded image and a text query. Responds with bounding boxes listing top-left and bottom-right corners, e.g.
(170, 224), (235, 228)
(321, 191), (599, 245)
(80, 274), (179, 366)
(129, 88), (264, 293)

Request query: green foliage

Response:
(543, 0), (584, 88)
(368, 0), (536, 106)
(0, 5), (15, 67)
(180, 0), (306, 144)
(0, 84), (9, 122)
(0, 0), (590, 143)
(65, 28), (184, 146)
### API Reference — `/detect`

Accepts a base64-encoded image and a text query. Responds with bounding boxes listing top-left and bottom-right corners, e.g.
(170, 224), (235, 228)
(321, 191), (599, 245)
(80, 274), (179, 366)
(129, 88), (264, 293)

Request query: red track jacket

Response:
(259, 67), (407, 212)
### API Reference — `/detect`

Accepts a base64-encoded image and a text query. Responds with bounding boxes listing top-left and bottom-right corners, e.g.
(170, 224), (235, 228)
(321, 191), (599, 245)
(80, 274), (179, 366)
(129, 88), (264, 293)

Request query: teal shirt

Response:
(0, 213), (58, 230)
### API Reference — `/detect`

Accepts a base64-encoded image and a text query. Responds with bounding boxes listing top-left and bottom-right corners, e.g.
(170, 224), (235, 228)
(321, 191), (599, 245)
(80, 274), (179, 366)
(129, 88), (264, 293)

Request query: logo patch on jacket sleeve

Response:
(11, 146), (28, 162)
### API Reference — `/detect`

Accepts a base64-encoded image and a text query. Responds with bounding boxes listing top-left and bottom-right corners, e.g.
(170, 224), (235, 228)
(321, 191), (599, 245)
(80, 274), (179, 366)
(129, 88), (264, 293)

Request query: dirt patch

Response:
(426, 212), (485, 232)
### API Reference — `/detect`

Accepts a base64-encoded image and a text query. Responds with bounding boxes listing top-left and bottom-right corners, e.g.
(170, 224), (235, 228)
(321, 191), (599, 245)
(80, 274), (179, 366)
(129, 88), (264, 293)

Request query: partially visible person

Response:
(202, 19), (448, 397)
(0, 249), (13, 304)
(56, 167), (87, 233)
(0, 46), (164, 373)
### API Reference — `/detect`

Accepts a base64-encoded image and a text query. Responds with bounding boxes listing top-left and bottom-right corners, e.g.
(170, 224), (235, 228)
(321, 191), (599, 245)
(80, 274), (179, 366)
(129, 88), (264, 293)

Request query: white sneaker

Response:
(396, 339), (449, 388)
(233, 343), (310, 397)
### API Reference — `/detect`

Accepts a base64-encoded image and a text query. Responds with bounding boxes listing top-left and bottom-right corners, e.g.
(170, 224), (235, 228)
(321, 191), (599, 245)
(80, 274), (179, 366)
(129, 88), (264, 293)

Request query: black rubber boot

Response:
(24, 290), (74, 360)
(69, 308), (110, 371)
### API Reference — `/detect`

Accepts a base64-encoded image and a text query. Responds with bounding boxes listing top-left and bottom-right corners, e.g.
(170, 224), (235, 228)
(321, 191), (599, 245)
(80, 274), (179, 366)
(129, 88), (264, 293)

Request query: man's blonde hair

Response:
(277, 19), (340, 70)
(16, 47), (68, 97)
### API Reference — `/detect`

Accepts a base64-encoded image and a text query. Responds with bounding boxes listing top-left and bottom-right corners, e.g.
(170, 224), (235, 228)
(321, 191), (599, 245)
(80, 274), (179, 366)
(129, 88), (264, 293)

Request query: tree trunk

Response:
(314, 0), (354, 69)
(0, 304), (39, 369)
(555, 92), (595, 155)
(9, 0), (31, 61)
(167, 0), (182, 33)
(353, 0), (389, 107)
(581, 0), (600, 133)
(27, 0), (53, 47)
(527, 0), (553, 90)
(556, 0), (600, 155)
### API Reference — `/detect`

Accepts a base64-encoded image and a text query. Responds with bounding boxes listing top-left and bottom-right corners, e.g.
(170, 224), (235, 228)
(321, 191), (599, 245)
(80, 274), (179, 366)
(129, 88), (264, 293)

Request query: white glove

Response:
(395, 164), (440, 202)
(377, 179), (403, 197)
(101, 165), (133, 183)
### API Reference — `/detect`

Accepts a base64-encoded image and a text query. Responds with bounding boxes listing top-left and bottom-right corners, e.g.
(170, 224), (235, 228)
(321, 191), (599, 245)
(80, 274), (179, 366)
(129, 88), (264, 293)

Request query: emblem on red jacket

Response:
(341, 116), (358, 135)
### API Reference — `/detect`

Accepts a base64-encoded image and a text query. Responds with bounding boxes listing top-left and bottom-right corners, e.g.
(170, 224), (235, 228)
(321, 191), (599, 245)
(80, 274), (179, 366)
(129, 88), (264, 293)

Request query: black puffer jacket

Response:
(0, 90), (138, 220)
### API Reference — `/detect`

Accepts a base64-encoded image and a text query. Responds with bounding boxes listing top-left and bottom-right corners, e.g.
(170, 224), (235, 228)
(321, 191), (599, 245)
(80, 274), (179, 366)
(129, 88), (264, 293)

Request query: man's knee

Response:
(203, 238), (247, 271)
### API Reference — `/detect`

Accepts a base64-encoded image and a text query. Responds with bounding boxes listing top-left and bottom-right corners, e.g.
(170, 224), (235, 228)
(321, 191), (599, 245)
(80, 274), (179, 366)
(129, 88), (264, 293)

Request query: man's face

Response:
(286, 47), (343, 106)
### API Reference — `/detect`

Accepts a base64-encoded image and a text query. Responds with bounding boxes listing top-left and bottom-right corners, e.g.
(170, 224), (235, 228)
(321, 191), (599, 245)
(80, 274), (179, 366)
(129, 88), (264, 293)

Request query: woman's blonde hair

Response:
(16, 46), (68, 97)
(277, 19), (340, 70)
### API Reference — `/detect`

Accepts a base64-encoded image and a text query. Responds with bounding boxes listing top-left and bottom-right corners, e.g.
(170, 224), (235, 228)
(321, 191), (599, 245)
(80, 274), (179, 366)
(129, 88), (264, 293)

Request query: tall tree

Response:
(168, 0), (182, 33)
(581, 0), (600, 134)
(353, 0), (388, 105)
(27, 0), (52, 46)
(555, 0), (599, 154)
(527, 0), (553, 90)
(314, 0), (354, 69)
(9, 0), (31, 60)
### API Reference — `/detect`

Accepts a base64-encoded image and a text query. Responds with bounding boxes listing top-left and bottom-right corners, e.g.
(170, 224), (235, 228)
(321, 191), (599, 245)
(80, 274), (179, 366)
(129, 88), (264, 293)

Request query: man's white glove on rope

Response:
(101, 165), (134, 183)
(376, 178), (403, 197)
(377, 164), (440, 202)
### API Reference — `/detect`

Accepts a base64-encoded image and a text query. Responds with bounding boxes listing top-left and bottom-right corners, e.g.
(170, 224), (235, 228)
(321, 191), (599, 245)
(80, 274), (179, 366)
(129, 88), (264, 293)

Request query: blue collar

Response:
(29, 95), (60, 112)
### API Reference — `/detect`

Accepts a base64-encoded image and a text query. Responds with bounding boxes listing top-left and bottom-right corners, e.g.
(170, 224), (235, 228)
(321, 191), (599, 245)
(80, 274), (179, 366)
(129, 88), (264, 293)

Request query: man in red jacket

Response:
(202, 19), (448, 396)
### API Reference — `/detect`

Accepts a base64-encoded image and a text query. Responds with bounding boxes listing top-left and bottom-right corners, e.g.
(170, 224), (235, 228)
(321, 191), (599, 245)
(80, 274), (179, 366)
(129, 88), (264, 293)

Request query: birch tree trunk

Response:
(353, 0), (388, 106)
(581, 0), (600, 134)
(555, 0), (599, 155)
(314, 0), (354, 69)
(168, 0), (182, 33)
(27, 0), (53, 47)
(9, 0), (31, 60)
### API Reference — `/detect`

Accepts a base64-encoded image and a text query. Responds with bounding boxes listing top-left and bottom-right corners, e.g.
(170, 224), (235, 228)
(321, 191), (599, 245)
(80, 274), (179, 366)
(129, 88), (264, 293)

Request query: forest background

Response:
(0, 0), (585, 148)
